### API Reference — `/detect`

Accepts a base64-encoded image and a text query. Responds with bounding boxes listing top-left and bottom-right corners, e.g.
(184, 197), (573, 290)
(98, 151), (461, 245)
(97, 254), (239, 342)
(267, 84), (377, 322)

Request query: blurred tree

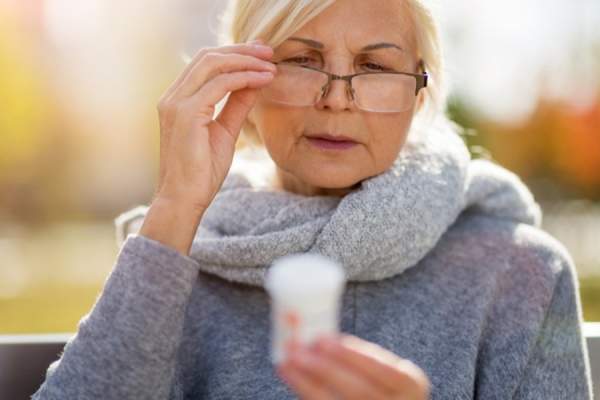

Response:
(0, 8), (67, 224)
(447, 93), (600, 201)
(553, 103), (600, 195)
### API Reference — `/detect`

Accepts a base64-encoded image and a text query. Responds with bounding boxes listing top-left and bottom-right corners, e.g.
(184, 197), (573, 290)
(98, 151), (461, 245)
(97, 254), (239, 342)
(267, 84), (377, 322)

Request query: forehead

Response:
(281, 0), (416, 54)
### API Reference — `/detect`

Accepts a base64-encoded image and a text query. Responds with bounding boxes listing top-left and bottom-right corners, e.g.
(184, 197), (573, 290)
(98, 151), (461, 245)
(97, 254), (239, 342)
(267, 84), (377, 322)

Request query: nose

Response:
(315, 70), (356, 112)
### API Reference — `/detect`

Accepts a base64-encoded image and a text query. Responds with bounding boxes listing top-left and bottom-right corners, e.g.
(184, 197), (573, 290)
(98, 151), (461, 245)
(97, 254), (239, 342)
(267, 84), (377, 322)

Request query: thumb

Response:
(214, 87), (259, 140)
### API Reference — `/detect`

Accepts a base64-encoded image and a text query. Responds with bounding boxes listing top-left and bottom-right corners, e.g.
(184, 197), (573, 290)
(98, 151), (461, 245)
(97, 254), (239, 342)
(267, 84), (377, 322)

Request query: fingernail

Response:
(249, 40), (271, 50)
(257, 71), (274, 79)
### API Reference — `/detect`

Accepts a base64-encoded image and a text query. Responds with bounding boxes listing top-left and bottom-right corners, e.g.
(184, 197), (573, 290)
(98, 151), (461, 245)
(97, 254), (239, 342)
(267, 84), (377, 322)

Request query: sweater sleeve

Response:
(510, 252), (594, 399)
(30, 234), (201, 400)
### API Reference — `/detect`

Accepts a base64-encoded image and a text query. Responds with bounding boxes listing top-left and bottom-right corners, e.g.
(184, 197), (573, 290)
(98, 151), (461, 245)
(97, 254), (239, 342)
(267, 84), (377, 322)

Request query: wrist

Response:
(152, 195), (207, 220)
(139, 197), (206, 256)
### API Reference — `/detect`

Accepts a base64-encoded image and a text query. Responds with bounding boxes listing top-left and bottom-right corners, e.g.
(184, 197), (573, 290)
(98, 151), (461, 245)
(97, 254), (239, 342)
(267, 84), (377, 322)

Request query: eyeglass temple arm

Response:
(415, 59), (428, 95)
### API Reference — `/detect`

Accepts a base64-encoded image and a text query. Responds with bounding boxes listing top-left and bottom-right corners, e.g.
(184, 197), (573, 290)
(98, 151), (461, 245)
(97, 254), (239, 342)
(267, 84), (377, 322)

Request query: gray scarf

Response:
(115, 118), (542, 288)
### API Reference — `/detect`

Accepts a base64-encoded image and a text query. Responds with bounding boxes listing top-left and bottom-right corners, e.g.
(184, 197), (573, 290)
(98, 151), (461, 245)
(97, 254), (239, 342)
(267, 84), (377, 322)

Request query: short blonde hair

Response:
(215, 0), (449, 149)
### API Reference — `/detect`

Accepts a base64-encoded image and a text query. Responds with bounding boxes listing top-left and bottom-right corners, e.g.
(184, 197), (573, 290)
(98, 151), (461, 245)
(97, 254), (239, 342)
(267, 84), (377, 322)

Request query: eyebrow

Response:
(285, 37), (405, 53)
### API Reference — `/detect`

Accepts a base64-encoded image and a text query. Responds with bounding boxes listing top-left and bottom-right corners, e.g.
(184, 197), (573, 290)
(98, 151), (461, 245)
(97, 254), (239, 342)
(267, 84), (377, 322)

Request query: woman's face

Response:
(248, 0), (424, 196)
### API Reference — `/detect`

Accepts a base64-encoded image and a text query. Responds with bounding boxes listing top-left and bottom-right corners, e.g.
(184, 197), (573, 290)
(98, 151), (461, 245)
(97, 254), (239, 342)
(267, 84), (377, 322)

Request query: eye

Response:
(282, 56), (316, 65)
(361, 62), (389, 71)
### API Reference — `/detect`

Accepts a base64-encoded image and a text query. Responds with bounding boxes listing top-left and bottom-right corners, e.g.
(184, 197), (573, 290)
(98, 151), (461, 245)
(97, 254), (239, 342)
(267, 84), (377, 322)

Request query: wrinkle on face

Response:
(248, 0), (420, 197)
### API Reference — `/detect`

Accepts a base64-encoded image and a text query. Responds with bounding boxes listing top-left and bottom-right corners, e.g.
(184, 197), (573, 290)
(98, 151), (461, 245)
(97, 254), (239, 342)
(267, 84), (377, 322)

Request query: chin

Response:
(301, 168), (364, 189)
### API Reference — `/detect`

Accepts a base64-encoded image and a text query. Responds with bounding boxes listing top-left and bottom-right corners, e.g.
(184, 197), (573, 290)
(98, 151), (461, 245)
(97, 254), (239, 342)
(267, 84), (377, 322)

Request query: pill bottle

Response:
(265, 252), (346, 365)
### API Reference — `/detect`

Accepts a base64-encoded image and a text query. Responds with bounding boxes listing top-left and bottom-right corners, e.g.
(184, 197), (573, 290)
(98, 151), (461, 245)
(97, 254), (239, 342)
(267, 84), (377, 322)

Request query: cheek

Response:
(252, 102), (307, 159)
(364, 113), (413, 168)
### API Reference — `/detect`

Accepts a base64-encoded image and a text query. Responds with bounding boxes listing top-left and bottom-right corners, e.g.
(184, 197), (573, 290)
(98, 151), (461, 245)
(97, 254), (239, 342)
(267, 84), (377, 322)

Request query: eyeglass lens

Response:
(259, 63), (419, 113)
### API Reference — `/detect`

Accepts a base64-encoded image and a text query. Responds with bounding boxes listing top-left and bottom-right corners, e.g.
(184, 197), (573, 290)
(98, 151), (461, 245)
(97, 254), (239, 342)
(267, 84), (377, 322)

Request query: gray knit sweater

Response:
(31, 120), (594, 399)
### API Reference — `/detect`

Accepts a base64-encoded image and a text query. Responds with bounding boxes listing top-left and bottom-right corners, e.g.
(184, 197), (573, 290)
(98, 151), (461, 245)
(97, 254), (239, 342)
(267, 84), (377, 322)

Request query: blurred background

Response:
(0, 0), (598, 333)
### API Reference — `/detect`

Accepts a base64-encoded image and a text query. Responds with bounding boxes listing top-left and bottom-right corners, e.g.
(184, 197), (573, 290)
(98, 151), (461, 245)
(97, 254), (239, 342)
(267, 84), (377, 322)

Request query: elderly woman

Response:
(32, 0), (593, 399)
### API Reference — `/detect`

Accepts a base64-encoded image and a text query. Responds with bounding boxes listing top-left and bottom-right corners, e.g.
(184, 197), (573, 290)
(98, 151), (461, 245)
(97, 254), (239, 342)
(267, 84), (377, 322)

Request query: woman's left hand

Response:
(276, 333), (431, 400)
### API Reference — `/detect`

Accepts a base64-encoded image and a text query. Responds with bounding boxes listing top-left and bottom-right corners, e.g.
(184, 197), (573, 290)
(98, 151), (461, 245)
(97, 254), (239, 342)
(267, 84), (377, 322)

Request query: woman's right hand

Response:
(138, 39), (276, 256)
(153, 39), (276, 214)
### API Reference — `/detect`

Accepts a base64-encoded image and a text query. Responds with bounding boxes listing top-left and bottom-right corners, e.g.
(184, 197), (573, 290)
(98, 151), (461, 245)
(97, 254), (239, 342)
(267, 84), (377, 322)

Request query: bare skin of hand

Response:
(277, 333), (431, 400)
(153, 39), (276, 209)
(139, 39), (277, 255)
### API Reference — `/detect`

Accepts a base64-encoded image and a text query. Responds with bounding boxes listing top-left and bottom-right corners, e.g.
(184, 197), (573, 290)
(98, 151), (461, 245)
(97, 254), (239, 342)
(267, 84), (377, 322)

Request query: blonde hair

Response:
(214, 0), (450, 149)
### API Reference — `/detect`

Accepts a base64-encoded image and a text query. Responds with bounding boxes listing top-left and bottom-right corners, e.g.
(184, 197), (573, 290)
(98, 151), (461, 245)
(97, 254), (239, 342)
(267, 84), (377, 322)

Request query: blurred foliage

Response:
(581, 276), (600, 322)
(0, 9), (74, 225)
(0, 2), (599, 335)
(0, 284), (102, 333)
(0, 10), (48, 176)
(448, 95), (600, 200)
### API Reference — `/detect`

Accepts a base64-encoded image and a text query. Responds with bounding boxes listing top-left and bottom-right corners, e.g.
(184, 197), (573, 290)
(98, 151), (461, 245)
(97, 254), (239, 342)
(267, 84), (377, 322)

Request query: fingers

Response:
(314, 334), (424, 396)
(284, 348), (389, 400)
(176, 51), (276, 99)
(166, 71), (273, 147)
(279, 364), (338, 400)
(213, 85), (259, 140)
(157, 42), (276, 142)
(181, 71), (273, 123)
(159, 43), (274, 104)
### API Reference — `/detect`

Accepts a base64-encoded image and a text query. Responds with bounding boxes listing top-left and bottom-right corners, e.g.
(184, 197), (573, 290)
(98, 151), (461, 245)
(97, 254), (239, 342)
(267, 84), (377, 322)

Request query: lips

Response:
(304, 132), (358, 143)
(304, 132), (359, 151)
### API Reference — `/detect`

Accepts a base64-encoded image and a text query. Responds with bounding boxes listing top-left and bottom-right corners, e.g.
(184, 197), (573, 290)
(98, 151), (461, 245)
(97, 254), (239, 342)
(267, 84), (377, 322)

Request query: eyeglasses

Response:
(258, 60), (428, 113)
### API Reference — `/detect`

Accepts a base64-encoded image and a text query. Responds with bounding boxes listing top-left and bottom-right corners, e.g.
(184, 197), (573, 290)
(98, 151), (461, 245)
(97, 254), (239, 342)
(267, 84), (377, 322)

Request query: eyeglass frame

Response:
(265, 59), (429, 110)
